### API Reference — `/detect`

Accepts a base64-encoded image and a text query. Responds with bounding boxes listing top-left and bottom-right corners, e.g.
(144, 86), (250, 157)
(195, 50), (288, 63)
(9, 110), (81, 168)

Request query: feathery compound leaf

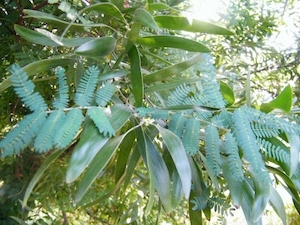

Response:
(53, 67), (69, 109)
(233, 109), (265, 173)
(204, 125), (221, 175)
(168, 84), (191, 106)
(224, 133), (244, 181)
(10, 64), (47, 111)
(135, 107), (170, 119)
(54, 108), (83, 149)
(250, 122), (280, 138)
(34, 110), (66, 153)
(182, 117), (200, 155)
(87, 107), (115, 137)
(0, 111), (47, 156)
(96, 82), (117, 107)
(75, 65), (100, 106)
(168, 113), (187, 138)
(202, 78), (225, 108)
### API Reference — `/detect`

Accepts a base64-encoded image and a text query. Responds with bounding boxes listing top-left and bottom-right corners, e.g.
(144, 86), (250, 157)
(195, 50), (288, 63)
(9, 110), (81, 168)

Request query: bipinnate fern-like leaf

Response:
(167, 84), (191, 106)
(96, 82), (117, 107)
(53, 67), (69, 109)
(224, 133), (244, 181)
(75, 65), (100, 106)
(182, 117), (200, 155)
(211, 111), (233, 129)
(257, 138), (290, 163)
(202, 78), (225, 108)
(10, 64), (47, 112)
(233, 109), (265, 173)
(135, 107), (170, 119)
(250, 122), (280, 138)
(0, 111), (47, 156)
(34, 110), (66, 152)
(204, 125), (221, 175)
(168, 113), (187, 138)
(54, 108), (83, 149)
(87, 107), (115, 137)
(208, 196), (231, 215)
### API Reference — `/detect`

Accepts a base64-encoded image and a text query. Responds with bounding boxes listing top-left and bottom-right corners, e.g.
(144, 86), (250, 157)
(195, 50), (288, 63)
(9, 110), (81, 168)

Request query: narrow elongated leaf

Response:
(286, 132), (300, 176)
(137, 36), (210, 53)
(74, 134), (128, 203)
(143, 54), (204, 83)
(148, 3), (180, 12)
(128, 45), (144, 107)
(75, 37), (116, 58)
(81, 2), (125, 22)
(145, 134), (172, 212)
(269, 186), (287, 225)
(156, 126), (191, 199)
(260, 85), (292, 113)
(220, 81), (235, 106)
(172, 169), (184, 208)
(0, 57), (75, 92)
(133, 8), (160, 31)
(66, 104), (131, 183)
(99, 69), (128, 81)
(22, 149), (64, 208)
(154, 16), (234, 35)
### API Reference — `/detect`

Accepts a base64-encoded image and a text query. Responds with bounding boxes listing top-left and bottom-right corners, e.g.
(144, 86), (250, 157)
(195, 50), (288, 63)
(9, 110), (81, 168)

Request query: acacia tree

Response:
(0, 0), (300, 224)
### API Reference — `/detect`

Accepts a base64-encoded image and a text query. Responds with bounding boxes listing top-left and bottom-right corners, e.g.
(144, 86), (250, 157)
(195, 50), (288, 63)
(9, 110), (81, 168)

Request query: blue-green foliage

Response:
(53, 67), (69, 109)
(224, 133), (244, 181)
(0, 112), (47, 156)
(87, 107), (115, 137)
(182, 117), (200, 155)
(96, 82), (117, 107)
(168, 113), (187, 138)
(75, 65), (100, 106)
(34, 110), (66, 153)
(135, 107), (170, 119)
(54, 108), (83, 149)
(204, 125), (221, 176)
(10, 64), (47, 111)
(167, 84), (191, 106)
(257, 138), (290, 163)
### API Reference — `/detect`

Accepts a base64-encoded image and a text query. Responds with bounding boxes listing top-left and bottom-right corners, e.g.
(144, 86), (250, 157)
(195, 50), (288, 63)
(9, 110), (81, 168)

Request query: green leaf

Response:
(133, 8), (160, 31)
(99, 70), (128, 81)
(66, 104), (131, 183)
(136, 36), (210, 53)
(81, 2), (125, 22)
(220, 81), (235, 106)
(154, 16), (234, 35)
(74, 134), (128, 204)
(260, 85), (292, 113)
(171, 169), (184, 208)
(145, 134), (172, 212)
(143, 54), (204, 83)
(148, 3), (180, 12)
(0, 57), (76, 92)
(269, 186), (287, 225)
(128, 45), (144, 107)
(75, 37), (116, 58)
(156, 126), (191, 199)
(22, 149), (64, 208)
(286, 132), (300, 176)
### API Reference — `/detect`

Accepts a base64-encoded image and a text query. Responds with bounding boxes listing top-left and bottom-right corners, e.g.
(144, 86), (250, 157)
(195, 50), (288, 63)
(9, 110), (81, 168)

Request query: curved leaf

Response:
(220, 81), (235, 106)
(156, 125), (191, 199)
(136, 36), (211, 53)
(75, 37), (116, 58)
(133, 8), (160, 31)
(269, 186), (287, 225)
(154, 16), (234, 35)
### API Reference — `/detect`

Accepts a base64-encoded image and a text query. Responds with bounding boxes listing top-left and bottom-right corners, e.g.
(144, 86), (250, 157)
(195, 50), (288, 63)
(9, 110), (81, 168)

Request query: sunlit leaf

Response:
(286, 132), (300, 176)
(260, 85), (292, 113)
(133, 8), (160, 31)
(220, 81), (235, 106)
(269, 186), (287, 225)
(136, 36), (211, 52)
(154, 16), (234, 35)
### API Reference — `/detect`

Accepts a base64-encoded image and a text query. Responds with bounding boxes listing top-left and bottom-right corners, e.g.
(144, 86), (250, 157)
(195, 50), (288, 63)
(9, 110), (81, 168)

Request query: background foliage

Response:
(1, 0), (300, 224)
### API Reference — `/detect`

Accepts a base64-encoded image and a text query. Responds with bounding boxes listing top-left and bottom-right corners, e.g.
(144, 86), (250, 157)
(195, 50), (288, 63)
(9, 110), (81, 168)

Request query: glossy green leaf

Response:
(145, 134), (172, 212)
(143, 54), (204, 83)
(269, 186), (287, 225)
(136, 36), (210, 53)
(286, 132), (300, 176)
(81, 2), (125, 22)
(154, 16), (234, 35)
(220, 81), (235, 106)
(24, 9), (114, 31)
(74, 134), (128, 204)
(156, 126), (191, 199)
(133, 8), (160, 31)
(148, 3), (180, 12)
(0, 57), (75, 92)
(123, 145), (141, 190)
(260, 85), (292, 113)
(128, 45), (144, 107)
(66, 104), (131, 183)
(189, 190), (203, 225)
(75, 37), (116, 58)
(171, 169), (184, 208)
(99, 69), (128, 81)
(22, 149), (64, 208)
